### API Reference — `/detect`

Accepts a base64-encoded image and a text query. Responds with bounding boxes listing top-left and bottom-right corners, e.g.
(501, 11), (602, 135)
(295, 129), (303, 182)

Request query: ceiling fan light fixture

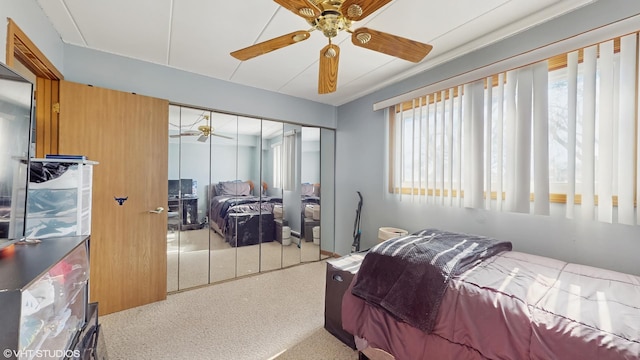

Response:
(356, 32), (371, 44)
(347, 4), (363, 18)
(197, 125), (212, 136)
(299, 7), (315, 17)
(316, 11), (344, 38)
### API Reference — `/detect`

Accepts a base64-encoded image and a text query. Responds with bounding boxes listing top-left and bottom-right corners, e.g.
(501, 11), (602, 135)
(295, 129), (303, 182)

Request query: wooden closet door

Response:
(58, 80), (168, 315)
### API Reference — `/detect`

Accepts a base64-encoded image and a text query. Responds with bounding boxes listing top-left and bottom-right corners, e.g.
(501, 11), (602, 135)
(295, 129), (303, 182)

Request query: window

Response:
(389, 34), (638, 225)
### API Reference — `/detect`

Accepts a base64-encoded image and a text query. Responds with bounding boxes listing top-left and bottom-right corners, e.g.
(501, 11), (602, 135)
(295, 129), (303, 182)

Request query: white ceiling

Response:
(36, 0), (595, 106)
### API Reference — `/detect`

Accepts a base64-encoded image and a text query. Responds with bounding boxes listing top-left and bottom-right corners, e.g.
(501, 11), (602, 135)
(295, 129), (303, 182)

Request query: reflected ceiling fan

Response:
(169, 114), (234, 142)
(230, 0), (433, 94)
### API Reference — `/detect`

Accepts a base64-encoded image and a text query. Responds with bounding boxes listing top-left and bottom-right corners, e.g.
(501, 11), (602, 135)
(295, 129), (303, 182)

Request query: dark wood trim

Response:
(6, 18), (63, 79)
(6, 18), (63, 157)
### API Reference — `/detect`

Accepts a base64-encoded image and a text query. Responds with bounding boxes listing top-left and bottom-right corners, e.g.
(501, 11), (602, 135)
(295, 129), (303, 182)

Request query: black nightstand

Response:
(167, 196), (199, 230)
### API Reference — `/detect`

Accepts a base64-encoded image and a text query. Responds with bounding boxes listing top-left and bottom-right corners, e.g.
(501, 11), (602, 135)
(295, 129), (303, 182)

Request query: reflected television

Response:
(168, 179), (194, 198)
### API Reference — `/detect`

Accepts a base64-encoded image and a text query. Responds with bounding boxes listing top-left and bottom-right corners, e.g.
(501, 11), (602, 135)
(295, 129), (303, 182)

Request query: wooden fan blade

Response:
(197, 135), (208, 142)
(318, 44), (340, 94)
(351, 27), (432, 63)
(212, 133), (234, 140)
(273, 0), (320, 19)
(231, 31), (311, 61)
(341, 0), (392, 21)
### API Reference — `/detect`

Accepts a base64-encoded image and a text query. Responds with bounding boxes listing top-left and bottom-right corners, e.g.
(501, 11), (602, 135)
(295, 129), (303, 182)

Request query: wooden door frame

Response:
(6, 18), (63, 157)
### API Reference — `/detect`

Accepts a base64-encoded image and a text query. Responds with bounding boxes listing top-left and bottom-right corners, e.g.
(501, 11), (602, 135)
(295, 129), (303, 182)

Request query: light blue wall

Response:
(62, 45), (336, 129)
(334, 0), (640, 276)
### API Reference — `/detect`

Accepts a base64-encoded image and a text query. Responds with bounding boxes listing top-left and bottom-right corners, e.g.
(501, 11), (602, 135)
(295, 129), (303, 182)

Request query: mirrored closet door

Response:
(208, 112), (240, 283)
(167, 104), (335, 292)
(300, 127), (321, 262)
(260, 120), (284, 272)
(320, 128), (335, 259)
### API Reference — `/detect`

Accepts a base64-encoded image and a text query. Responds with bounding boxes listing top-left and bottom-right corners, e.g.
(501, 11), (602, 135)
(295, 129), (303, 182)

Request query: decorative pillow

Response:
(216, 180), (251, 196)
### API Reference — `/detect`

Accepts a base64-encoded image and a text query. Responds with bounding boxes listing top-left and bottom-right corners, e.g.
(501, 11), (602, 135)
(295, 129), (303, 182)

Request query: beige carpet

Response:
(273, 327), (357, 360)
(100, 260), (358, 360)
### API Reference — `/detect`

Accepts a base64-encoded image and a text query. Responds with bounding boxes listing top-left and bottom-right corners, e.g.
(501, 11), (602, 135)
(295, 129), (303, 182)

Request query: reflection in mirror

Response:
(281, 124), (302, 267)
(300, 127), (321, 262)
(234, 116), (261, 277)
(167, 104), (333, 291)
(320, 128), (335, 259)
(166, 105), (180, 292)
(172, 106), (212, 290)
(260, 120), (284, 272)
(208, 112), (239, 283)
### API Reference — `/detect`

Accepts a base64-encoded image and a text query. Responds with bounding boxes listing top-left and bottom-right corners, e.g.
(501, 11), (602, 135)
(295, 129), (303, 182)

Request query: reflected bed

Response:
(208, 180), (281, 247)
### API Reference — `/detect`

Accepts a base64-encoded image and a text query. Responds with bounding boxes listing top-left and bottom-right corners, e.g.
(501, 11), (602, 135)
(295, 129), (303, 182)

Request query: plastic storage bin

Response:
(282, 226), (291, 246)
(26, 159), (96, 239)
(313, 226), (320, 245)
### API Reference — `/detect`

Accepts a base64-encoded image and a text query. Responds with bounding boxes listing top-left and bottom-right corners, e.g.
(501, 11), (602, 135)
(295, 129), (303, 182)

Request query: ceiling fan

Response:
(230, 0), (433, 94)
(169, 114), (234, 142)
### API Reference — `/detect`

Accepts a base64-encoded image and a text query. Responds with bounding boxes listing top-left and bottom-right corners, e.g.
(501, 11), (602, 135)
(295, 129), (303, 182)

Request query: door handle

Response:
(149, 207), (165, 214)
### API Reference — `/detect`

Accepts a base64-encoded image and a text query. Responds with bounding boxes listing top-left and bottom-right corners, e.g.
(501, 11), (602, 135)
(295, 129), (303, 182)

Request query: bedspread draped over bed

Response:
(207, 180), (282, 247)
(351, 228), (512, 333)
(343, 230), (640, 360)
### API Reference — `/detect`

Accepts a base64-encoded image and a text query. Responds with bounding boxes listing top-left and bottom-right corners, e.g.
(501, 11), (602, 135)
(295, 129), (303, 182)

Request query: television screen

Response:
(168, 180), (179, 198)
(181, 179), (193, 197)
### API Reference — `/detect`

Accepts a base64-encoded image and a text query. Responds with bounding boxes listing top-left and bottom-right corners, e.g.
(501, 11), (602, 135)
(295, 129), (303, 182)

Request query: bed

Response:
(341, 228), (640, 360)
(208, 180), (281, 247)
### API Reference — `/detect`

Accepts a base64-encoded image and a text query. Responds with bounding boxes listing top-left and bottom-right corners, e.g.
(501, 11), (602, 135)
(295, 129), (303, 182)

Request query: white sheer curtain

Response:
(282, 130), (296, 191)
(618, 34), (637, 225)
(566, 50), (578, 219)
(566, 34), (638, 225)
(272, 143), (282, 188)
(489, 61), (549, 214)
(581, 45), (597, 220)
(392, 62), (551, 214)
(468, 80), (485, 209)
(389, 34), (639, 225)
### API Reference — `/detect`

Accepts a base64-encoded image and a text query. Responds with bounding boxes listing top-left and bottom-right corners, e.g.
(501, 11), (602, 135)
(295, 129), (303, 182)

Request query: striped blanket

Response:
(351, 228), (512, 333)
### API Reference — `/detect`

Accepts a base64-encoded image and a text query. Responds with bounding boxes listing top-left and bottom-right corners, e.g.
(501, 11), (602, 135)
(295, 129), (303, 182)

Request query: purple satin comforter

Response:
(342, 250), (640, 359)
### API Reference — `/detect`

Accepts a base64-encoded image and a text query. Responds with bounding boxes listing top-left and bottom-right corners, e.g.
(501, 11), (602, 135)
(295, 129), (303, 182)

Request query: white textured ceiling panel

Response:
(47, 0), (173, 65)
(38, 0), (597, 106)
(169, 0), (281, 81)
(36, 0), (85, 46)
